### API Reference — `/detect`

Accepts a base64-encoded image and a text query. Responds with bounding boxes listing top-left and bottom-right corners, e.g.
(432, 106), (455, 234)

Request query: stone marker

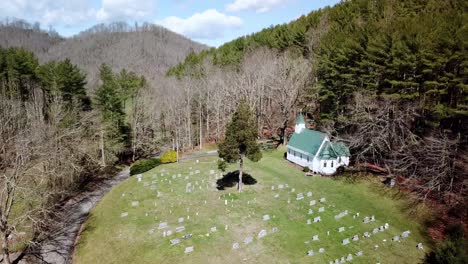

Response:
(417, 243), (424, 250)
(314, 216), (321, 222)
(258, 229), (267, 238)
(170, 238), (180, 245)
(384, 223), (390, 229)
(319, 197), (326, 202)
(120, 212), (128, 217)
(232, 243), (240, 250)
(244, 236), (253, 244)
(271, 186), (275, 190)
(392, 235), (400, 241)
(278, 184), (284, 189)
(371, 215), (375, 221)
(166, 230), (173, 236)
(402, 230), (410, 238)
(210, 226), (217, 232)
(356, 251), (363, 256)
(307, 219), (311, 225)
(308, 209), (313, 215)
(158, 222), (168, 229)
(312, 235), (319, 241)
(291, 188), (295, 193)
(176, 226), (185, 233)
(272, 227), (278, 233)
(307, 250), (314, 256)
(310, 200), (316, 206)
(342, 238), (350, 245)
(373, 228), (379, 234)
(379, 226), (385, 232)
(338, 227), (345, 232)
(274, 194), (279, 198)
(318, 207), (325, 212)
(296, 193), (304, 200)
(352, 235), (359, 241)
(178, 217), (184, 223)
(184, 246), (194, 253)
(363, 217), (370, 223)
(182, 234), (192, 239)
(263, 214), (270, 221)
(131, 201), (139, 207)
(346, 254), (353, 261)
(307, 191), (312, 197)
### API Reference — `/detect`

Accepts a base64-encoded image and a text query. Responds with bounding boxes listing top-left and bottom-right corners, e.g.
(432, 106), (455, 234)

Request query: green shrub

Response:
(303, 166), (310, 172)
(160, 150), (177, 164)
(130, 158), (161, 176)
(425, 224), (467, 264)
(217, 159), (227, 172)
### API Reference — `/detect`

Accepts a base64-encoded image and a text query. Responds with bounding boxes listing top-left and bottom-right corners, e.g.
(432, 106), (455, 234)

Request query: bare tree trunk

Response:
(199, 99), (203, 150)
(238, 155), (244, 192)
(1, 230), (11, 264)
(100, 127), (106, 167)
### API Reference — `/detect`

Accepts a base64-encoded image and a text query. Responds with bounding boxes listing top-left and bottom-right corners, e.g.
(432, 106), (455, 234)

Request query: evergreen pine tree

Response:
(218, 100), (262, 192)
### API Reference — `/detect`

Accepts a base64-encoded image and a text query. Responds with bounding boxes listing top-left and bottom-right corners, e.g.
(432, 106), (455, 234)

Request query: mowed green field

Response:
(75, 150), (429, 264)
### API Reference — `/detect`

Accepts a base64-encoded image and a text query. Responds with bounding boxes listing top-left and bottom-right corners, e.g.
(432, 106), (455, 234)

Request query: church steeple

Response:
(294, 112), (306, 133)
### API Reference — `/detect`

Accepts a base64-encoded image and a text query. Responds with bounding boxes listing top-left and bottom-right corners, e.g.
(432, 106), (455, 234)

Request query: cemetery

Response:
(75, 150), (428, 263)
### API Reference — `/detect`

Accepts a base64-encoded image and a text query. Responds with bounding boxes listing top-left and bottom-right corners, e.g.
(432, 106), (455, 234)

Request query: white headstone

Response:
(307, 191), (312, 197)
(307, 250), (314, 256)
(263, 214), (270, 221)
(176, 226), (185, 233)
(158, 222), (168, 229)
(244, 236), (253, 244)
(210, 226), (217, 232)
(296, 193), (304, 200)
(319, 197), (326, 202)
(342, 238), (350, 245)
(258, 229), (267, 238)
(310, 200), (316, 206)
(120, 212), (128, 217)
(184, 246), (194, 253)
(178, 217), (184, 223)
(319, 248), (325, 253)
(314, 216), (321, 222)
(308, 209), (313, 215)
(131, 201), (139, 207)
(318, 207), (325, 212)
(338, 227), (345, 232)
(232, 243), (240, 250)
(170, 238), (180, 245)
(312, 235), (319, 241)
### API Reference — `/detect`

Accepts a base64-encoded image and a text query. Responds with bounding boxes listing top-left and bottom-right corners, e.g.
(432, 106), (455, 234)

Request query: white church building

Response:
(286, 113), (350, 175)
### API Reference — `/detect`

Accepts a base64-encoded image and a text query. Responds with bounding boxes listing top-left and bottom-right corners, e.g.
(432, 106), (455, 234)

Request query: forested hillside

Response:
(0, 21), (207, 89)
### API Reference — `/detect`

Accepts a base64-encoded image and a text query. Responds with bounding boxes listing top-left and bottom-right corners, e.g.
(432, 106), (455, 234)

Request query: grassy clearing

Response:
(75, 149), (429, 263)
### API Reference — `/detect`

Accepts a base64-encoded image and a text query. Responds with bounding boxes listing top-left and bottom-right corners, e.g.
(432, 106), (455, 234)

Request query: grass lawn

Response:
(75, 149), (429, 264)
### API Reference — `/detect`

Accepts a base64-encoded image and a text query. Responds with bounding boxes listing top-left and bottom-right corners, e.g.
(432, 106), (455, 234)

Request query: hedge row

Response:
(130, 158), (161, 176)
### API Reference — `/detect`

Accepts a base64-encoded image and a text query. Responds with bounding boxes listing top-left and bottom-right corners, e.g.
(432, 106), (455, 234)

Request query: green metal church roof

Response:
(288, 129), (326, 156)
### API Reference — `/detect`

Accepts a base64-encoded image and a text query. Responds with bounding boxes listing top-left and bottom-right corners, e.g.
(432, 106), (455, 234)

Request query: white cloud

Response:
(0, 0), (95, 26)
(226, 0), (289, 13)
(96, 0), (154, 21)
(158, 9), (243, 39)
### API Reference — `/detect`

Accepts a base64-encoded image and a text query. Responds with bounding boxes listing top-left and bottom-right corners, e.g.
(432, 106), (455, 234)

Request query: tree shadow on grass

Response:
(216, 170), (257, 190)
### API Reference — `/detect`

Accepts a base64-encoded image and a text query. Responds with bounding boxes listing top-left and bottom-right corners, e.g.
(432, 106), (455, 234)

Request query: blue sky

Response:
(1, 0), (340, 47)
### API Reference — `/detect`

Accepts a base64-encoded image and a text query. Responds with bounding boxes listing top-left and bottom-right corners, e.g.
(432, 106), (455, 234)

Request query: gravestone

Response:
(170, 239), (180, 245)
(318, 207), (325, 212)
(120, 212), (128, 217)
(272, 227), (278, 233)
(363, 217), (370, 223)
(182, 234), (192, 239)
(210, 226), (217, 232)
(178, 217), (184, 223)
(346, 254), (353, 261)
(184, 246), (194, 253)
(291, 188), (295, 193)
(131, 201), (139, 207)
(244, 236), (253, 244)
(319, 248), (325, 253)
(373, 228), (379, 234)
(176, 226), (185, 233)
(258, 229), (267, 238)
(307, 250), (314, 256)
(356, 251), (363, 256)
(392, 235), (400, 241)
(370, 215), (375, 221)
(363, 232), (370, 238)
(310, 200), (316, 206)
(166, 230), (173, 236)
(384, 223), (390, 229)
(319, 197), (326, 202)
(340, 257), (345, 263)
(263, 214), (270, 221)
(314, 216), (321, 222)
(342, 238), (350, 245)
(296, 193), (304, 200)
(149, 229), (155, 235)
(352, 235), (359, 241)
(274, 194), (279, 198)
(172, 175), (176, 179)
(417, 243), (423, 250)
(312, 235), (319, 241)
(338, 227), (345, 232)
(307, 219), (311, 225)
(402, 230), (410, 238)
(379, 226), (385, 232)
(158, 222), (168, 229)
(232, 243), (240, 250)
(271, 186), (275, 190)
(308, 209), (313, 215)
(195, 170), (200, 174)
(278, 184), (284, 189)
(307, 191), (312, 197)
